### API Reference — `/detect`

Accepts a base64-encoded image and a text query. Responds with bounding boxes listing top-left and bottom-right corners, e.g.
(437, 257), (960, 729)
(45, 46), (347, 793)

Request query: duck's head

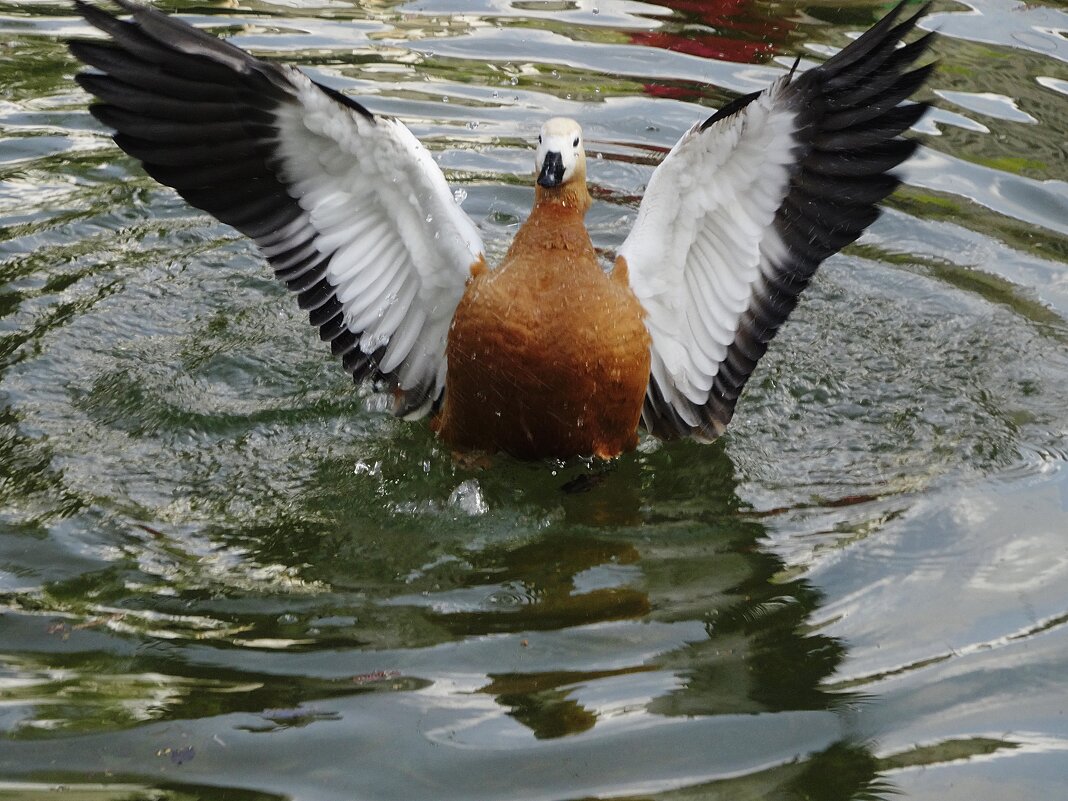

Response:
(535, 117), (586, 189)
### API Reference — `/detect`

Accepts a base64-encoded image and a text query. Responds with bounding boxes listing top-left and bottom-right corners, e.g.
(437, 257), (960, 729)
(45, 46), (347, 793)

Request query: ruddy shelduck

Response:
(70, 0), (933, 460)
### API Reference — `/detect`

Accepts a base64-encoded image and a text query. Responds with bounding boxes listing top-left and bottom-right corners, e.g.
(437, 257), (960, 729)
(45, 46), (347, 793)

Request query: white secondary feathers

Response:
(620, 79), (797, 424)
(273, 70), (484, 416)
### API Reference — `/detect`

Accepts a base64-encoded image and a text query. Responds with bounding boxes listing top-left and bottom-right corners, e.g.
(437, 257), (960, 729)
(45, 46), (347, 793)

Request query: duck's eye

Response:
(573, 136), (580, 147)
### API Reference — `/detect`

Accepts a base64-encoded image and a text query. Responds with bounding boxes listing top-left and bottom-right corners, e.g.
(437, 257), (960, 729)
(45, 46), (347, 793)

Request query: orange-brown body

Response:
(433, 181), (651, 460)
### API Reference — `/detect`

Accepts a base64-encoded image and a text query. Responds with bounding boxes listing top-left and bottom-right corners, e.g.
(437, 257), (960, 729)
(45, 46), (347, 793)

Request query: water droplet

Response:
(551, 70), (559, 78)
(364, 332), (389, 350)
(509, 76), (518, 86)
(592, 5), (599, 14)
(636, 437), (661, 455)
(353, 460), (381, 477)
(466, 120), (479, 130)
(566, 93), (572, 100)
(425, 213), (434, 223)
(441, 95), (450, 103)
(492, 90), (499, 98)
(453, 187), (468, 205)
(448, 479), (488, 516)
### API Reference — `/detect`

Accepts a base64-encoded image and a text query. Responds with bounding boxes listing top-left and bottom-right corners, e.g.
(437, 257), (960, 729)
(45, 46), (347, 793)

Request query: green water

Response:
(2, 0), (1068, 798)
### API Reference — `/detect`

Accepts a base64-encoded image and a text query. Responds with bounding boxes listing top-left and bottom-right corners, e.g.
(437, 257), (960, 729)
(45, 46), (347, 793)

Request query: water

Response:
(1, 0), (1067, 798)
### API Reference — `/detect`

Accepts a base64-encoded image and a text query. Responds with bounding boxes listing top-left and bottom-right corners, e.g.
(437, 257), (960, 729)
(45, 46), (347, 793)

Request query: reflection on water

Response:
(1, 444), (886, 798)
(1, 0), (1068, 799)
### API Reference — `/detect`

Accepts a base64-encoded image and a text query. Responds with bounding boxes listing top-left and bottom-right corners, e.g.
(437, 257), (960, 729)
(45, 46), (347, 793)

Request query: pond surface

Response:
(2, 0), (1068, 798)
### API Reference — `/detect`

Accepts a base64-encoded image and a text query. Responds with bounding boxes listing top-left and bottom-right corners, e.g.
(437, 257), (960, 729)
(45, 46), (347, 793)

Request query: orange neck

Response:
(532, 179), (592, 215)
(502, 178), (594, 264)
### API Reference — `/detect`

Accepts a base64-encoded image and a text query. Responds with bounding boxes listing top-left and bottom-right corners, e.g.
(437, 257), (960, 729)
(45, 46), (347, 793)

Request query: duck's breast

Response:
(436, 251), (650, 459)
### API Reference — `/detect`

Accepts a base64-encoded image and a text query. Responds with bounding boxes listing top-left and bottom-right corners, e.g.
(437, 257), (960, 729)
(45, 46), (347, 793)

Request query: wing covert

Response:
(619, 0), (933, 440)
(71, 0), (484, 417)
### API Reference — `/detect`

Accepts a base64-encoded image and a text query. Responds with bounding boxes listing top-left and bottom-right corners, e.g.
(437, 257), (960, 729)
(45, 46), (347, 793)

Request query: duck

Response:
(69, 0), (933, 460)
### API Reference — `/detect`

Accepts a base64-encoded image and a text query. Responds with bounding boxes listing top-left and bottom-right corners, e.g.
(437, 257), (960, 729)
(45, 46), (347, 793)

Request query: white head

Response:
(535, 117), (585, 188)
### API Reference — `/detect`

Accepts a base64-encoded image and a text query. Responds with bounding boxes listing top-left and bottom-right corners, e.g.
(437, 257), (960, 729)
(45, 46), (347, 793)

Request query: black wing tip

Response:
(863, 0), (931, 41)
(67, 38), (111, 60)
(72, 0), (145, 30)
(72, 0), (106, 16)
(85, 100), (117, 126)
(888, 0), (933, 34)
(70, 0), (119, 35)
(817, 0), (934, 75)
(73, 70), (107, 95)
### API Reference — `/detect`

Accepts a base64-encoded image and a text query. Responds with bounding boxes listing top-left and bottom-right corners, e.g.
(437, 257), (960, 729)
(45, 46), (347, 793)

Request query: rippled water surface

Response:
(2, 0), (1068, 798)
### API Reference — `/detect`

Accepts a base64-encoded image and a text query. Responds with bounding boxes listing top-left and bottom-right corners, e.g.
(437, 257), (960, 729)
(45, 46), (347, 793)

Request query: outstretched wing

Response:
(619, 0), (934, 440)
(70, 0), (485, 418)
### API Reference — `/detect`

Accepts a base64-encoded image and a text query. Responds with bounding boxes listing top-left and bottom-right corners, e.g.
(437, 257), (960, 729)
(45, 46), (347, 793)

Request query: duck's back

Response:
(435, 203), (650, 459)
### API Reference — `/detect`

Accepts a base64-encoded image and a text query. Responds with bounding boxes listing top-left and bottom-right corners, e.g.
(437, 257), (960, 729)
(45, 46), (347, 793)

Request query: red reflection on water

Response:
(631, 0), (795, 100)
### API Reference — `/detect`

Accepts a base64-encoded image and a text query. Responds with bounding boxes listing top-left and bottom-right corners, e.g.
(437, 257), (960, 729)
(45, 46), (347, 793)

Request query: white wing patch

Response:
(621, 80), (797, 426)
(273, 73), (484, 416)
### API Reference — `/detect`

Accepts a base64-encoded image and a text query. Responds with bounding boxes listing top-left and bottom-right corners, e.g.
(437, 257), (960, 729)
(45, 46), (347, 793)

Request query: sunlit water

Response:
(1, 0), (1067, 798)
